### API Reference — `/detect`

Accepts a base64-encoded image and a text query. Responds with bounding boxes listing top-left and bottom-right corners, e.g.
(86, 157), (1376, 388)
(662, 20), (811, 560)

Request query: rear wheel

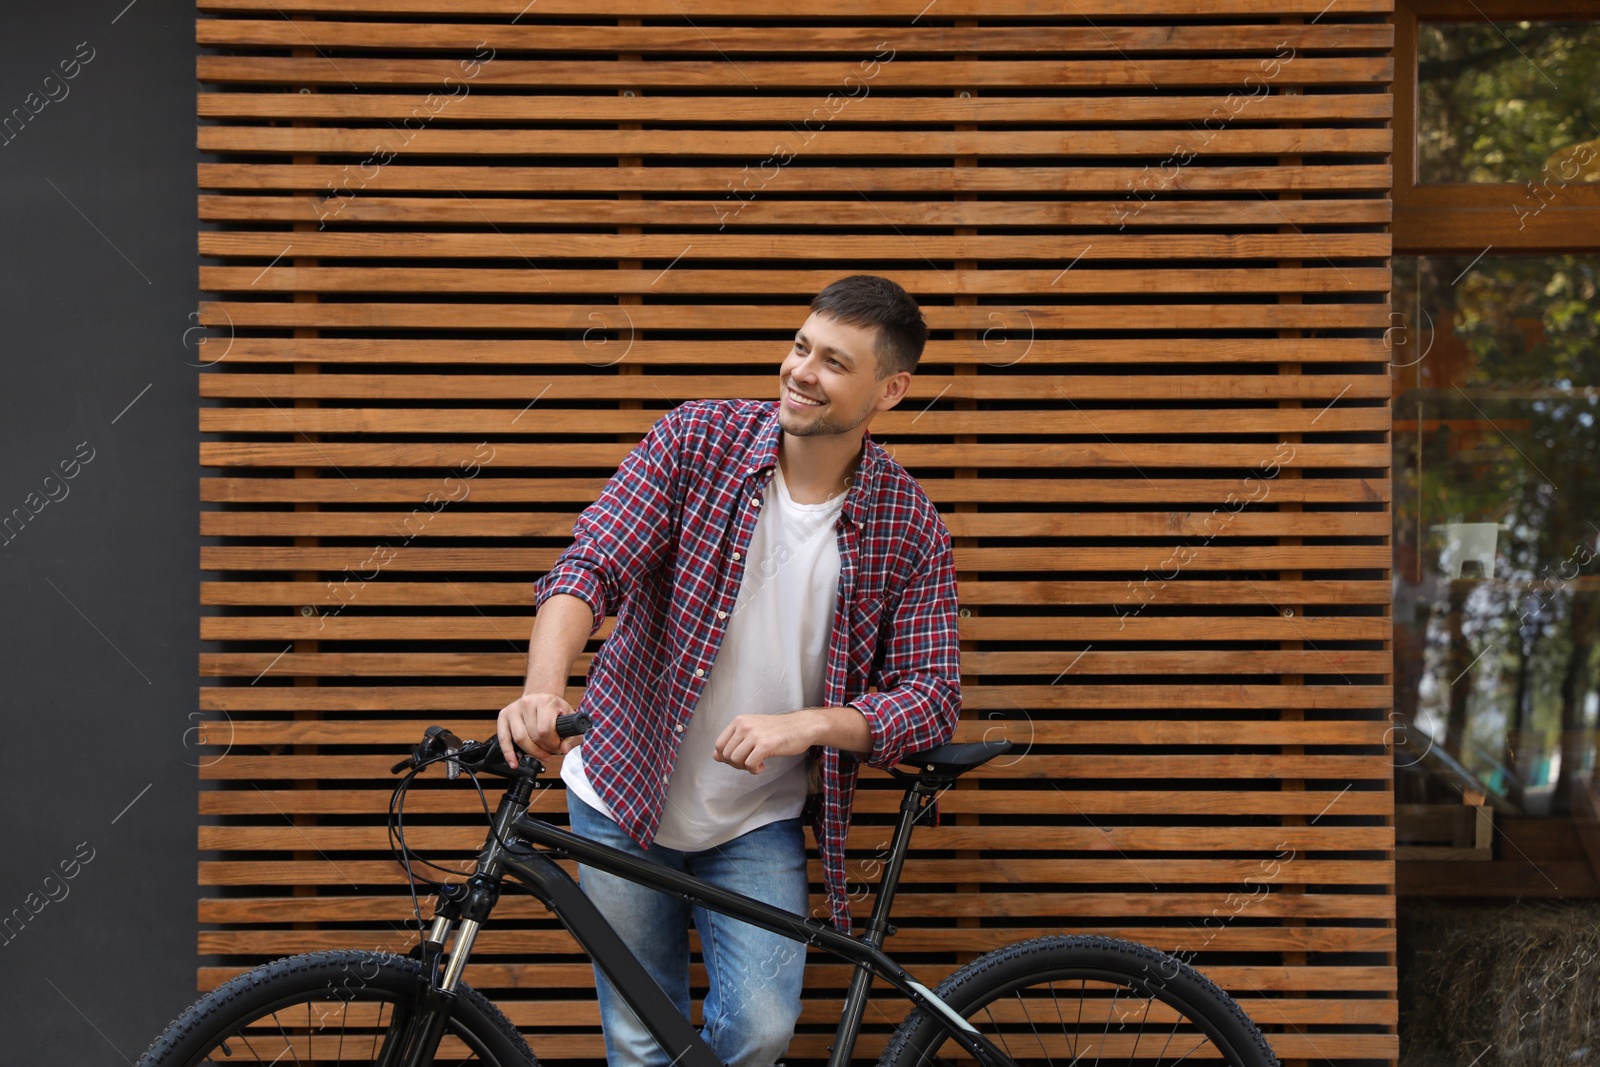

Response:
(136, 949), (536, 1066)
(879, 935), (1278, 1067)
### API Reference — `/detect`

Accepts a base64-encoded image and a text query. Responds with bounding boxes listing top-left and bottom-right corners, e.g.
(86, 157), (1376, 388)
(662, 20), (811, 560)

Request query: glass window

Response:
(1392, 253), (1600, 815)
(1417, 20), (1600, 185)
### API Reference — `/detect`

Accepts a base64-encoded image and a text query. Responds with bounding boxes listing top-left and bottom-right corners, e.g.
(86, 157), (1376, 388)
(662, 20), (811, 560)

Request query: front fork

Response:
(383, 770), (534, 1065)
(376, 876), (498, 1067)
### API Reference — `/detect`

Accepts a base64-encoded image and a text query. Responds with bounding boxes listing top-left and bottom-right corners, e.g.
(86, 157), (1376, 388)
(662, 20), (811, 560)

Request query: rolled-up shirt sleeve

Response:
(847, 517), (962, 769)
(531, 405), (686, 637)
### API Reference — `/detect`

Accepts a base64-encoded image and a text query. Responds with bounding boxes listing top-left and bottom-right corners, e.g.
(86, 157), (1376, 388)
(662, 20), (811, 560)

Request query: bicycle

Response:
(137, 716), (1279, 1067)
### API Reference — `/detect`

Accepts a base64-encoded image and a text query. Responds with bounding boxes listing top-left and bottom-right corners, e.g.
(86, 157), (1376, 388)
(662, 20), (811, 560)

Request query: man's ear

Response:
(877, 371), (913, 411)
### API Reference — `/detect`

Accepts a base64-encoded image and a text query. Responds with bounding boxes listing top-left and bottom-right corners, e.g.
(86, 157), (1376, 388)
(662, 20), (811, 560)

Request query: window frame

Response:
(1395, 0), (1600, 253)
(1392, 1), (1600, 849)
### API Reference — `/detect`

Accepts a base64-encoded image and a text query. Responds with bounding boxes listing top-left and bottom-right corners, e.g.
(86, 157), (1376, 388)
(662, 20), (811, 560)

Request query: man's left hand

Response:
(713, 710), (819, 775)
(713, 706), (873, 773)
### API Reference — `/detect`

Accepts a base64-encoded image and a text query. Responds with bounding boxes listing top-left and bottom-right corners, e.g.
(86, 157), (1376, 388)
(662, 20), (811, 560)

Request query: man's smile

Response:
(784, 384), (825, 408)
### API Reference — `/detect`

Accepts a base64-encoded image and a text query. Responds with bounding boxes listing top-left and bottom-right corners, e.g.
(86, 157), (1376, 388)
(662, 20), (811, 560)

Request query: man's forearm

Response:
(524, 593), (597, 698)
(804, 705), (873, 755)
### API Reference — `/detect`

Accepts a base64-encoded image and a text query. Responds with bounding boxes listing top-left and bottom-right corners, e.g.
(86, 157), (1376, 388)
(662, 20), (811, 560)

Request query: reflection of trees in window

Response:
(1393, 254), (1600, 814)
(1418, 21), (1600, 184)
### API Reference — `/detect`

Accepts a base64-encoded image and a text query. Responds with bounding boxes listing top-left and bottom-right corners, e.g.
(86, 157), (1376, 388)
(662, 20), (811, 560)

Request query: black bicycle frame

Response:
(484, 784), (1016, 1067)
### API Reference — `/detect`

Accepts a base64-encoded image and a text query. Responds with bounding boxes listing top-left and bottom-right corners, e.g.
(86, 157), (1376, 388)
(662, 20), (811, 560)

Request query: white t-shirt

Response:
(563, 460), (845, 851)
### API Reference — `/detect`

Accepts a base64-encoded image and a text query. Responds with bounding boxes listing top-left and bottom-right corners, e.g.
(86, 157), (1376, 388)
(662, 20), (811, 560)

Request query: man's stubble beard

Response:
(778, 383), (879, 439)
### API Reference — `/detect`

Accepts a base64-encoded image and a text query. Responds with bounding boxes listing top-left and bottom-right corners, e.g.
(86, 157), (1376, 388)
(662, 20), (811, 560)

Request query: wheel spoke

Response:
(1129, 991), (1154, 1063)
(1164, 1035), (1211, 1067)
(1096, 983), (1119, 1067)
(268, 1007), (307, 1066)
(1016, 989), (1053, 1067)
(981, 1003), (1015, 1060)
(231, 1024), (271, 1065)
(1150, 1004), (1182, 1066)
(1074, 979), (1086, 1065)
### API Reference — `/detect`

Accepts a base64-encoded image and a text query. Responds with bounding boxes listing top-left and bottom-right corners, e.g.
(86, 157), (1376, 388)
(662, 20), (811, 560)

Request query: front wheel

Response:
(879, 935), (1278, 1067)
(136, 949), (537, 1067)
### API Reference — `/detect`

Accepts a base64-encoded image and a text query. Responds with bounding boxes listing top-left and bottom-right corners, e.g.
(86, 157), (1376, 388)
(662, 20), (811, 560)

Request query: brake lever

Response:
(389, 725), (467, 775)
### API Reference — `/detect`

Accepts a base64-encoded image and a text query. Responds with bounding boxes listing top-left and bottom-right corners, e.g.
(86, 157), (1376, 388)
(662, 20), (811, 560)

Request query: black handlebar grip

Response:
(555, 712), (592, 739)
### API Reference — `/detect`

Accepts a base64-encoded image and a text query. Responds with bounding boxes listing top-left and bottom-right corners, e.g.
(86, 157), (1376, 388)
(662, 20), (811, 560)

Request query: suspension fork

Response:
(391, 775), (534, 1066)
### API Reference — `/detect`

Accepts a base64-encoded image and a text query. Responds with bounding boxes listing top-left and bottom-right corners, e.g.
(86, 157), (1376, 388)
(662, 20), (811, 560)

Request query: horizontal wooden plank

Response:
(196, 406), (1390, 438)
(196, 924), (1393, 957)
(205, 579), (1390, 610)
(194, 0), (1395, 16)
(197, 162), (1394, 194)
(201, 716), (1392, 748)
(197, 507), (1391, 539)
(197, 372), (1392, 403)
(199, 477), (1390, 505)
(196, 257), (1388, 292)
(196, 752), (1391, 780)
(199, 613), (1391, 644)
(199, 890), (1393, 924)
(197, 441), (1389, 470)
(185, 336), (1395, 366)
(202, 663), (1394, 695)
(198, 683), (1394, 714)
(198, 612), (1391, 645)
(198, 543), (1391, 574)
(200, 231), (1391, 263)
(199, 127), (1391, 159)
(199, 823), (1391, 853)
(199, 194), (1393, 230)
(201, 786), (1393, 817)
(963, 581), (1391, 606)
(197, 93), (1394, 124)
(198, 856), (1392, 886)
(196, 55), (1393, 89)
(200, 263), (1388, 300)
(196, 21), (1392, 53)
(197, 300), (1391, 331)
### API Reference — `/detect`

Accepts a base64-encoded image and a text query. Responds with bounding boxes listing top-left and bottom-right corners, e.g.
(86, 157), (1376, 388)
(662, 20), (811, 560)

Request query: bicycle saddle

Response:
(895, 739), (1012, 784)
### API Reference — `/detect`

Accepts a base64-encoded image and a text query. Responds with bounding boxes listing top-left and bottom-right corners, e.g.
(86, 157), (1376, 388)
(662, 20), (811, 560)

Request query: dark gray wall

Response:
(1, 1), (203, 1062)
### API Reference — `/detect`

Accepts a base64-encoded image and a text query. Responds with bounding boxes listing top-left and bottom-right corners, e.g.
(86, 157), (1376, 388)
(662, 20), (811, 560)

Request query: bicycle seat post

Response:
(862, 780), (937, 947)
(827, 778), (938, 1067)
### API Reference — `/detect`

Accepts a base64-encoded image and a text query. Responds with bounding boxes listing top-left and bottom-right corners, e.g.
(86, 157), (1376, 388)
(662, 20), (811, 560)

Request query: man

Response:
(496, 274), (962, 1067)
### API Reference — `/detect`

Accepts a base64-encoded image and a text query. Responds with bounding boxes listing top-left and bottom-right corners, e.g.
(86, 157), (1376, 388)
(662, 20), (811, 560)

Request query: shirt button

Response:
(732, 551), (741, 560)
(661, 776), (669, 786)
(675, 724), (684, 733)
(695, 668), (704, 676)
(717, 610), (727, 619)
(752, 498), (761, 507)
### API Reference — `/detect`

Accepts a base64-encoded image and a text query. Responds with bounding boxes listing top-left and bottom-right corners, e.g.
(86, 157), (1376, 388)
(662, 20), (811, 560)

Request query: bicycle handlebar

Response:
(390, 714), (591, 778)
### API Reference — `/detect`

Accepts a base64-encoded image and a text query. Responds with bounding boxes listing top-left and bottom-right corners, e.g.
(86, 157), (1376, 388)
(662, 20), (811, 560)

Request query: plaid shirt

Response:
(531, 397), (961, 932)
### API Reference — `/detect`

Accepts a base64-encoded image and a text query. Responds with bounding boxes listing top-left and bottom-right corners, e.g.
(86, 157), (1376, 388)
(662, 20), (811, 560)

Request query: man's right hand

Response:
(497, 691), (581, 761)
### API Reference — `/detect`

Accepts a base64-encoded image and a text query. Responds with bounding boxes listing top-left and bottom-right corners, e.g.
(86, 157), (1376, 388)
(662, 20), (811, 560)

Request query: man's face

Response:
(777, 312), (907, 438)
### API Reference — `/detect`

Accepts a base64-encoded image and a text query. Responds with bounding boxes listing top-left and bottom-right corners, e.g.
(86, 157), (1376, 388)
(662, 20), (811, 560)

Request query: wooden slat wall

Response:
(195, 3), (1397, 1063)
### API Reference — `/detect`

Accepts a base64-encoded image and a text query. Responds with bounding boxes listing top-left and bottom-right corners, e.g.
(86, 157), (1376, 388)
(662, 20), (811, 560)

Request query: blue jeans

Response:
(566, 793), (809, 1067)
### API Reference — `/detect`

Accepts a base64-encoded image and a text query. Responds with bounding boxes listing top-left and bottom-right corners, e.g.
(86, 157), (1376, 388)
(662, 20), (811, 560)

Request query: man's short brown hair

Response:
(809, 275), (927, 380)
